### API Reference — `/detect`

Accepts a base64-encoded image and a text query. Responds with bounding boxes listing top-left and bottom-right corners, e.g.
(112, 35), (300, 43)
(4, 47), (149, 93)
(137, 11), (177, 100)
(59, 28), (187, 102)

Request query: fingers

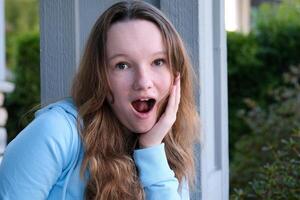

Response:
(174, 74), (181, 112)
(164, 74), (180, 121)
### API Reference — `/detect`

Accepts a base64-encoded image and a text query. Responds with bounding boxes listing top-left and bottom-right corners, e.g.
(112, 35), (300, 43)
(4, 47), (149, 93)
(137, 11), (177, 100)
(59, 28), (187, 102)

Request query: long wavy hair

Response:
(71, 1), (199, 199)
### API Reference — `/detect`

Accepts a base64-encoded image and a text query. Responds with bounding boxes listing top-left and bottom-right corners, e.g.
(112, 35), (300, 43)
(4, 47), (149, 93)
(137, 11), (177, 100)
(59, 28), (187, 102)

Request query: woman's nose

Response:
(132, 66), (154, 91)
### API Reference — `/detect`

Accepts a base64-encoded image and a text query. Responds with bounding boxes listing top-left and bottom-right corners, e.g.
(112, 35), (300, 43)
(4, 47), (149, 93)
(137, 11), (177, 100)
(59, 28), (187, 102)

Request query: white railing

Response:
(0, 81), (14, 163)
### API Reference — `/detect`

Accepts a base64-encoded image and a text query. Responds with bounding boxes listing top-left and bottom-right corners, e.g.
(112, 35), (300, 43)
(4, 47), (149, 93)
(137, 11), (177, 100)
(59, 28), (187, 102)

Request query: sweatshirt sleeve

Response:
(133, 143), (189, 200)
(0, 107), (77, 200)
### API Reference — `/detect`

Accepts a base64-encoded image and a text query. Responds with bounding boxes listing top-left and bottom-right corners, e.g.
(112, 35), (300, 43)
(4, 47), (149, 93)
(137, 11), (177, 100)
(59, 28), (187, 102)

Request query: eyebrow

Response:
(153, 51), (167, 56)
(108, 53), (129, 61)
(108, 51), (167, 61)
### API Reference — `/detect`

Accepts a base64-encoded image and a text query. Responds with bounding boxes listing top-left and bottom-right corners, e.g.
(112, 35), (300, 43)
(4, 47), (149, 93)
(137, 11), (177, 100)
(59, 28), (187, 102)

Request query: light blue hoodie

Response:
(0, 98), (189, 199)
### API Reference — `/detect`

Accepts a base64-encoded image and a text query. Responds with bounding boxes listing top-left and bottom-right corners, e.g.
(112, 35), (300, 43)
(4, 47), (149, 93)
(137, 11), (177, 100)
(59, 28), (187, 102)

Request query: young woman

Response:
(0, 1), (199, 199)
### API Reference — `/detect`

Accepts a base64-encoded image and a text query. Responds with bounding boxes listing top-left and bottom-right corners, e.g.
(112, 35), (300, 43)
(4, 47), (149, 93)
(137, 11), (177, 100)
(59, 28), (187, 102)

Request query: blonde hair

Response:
(71, 1), (199, 199)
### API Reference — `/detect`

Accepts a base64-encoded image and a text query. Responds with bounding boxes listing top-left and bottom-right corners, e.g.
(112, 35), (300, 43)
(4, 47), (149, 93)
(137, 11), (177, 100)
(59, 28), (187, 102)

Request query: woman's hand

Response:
(138, 74), (181, 148)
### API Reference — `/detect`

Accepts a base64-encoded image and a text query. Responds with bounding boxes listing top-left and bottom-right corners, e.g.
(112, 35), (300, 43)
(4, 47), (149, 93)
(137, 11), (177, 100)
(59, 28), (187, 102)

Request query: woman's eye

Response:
(153, 59), (165, 66)
(115, 63), (129, 70)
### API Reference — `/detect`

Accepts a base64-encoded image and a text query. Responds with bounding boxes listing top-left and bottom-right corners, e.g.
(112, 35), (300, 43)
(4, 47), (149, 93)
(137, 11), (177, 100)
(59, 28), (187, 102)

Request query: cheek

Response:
(108, 85), (131, 114)
(108, 75), (130, 99)
(159, 71), (172, 95)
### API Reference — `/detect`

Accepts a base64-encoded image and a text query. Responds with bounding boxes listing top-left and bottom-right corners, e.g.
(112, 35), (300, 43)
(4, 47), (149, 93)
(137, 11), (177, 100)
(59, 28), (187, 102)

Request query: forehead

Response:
(106, 19), (166, 57)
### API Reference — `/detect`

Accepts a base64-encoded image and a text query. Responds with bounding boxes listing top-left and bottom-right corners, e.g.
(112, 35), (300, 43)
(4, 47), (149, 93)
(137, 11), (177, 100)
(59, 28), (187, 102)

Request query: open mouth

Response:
(131, 98), (156, 113)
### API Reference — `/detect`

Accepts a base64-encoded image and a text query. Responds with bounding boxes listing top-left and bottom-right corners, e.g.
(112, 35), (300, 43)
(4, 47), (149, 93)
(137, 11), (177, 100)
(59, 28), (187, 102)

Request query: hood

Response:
(35, 97), (78, 119)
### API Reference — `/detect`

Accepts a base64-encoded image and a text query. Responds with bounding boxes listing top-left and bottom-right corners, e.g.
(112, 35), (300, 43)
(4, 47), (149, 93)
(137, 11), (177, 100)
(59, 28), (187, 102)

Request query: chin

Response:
(130, 123), (154, 134)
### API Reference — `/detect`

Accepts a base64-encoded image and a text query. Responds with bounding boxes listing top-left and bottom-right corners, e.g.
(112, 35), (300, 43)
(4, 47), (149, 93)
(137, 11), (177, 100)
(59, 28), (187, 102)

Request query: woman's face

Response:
(106, 19), (172, 133)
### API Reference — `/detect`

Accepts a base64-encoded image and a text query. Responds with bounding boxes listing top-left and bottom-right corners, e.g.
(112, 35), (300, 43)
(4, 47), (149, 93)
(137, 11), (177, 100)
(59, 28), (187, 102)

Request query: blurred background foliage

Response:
(228, 0), (300, 198)
(3, 0), (300, 198)
(5, 0), (39, 69)
(4, 0), (40, 142)
(5, 33), (40, 142)
(230, 65), (300, 199)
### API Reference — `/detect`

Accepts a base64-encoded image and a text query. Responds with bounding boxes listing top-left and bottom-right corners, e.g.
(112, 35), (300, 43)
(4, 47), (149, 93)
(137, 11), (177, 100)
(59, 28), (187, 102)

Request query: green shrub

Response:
(227, 32), (261, 153)
(231, 132), (300, 200)
(228, 0), (300, 156)
(5, 32), (40, 142)
(5, 0), (39, 69)
(230, 65), (300, 197)
(254, 0), (300, 85)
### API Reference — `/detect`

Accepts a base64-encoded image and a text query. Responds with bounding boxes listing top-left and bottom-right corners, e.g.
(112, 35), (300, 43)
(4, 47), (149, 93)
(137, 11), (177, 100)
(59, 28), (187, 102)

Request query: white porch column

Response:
(199, 0), (229, 199)
(225, 0), (251, 33)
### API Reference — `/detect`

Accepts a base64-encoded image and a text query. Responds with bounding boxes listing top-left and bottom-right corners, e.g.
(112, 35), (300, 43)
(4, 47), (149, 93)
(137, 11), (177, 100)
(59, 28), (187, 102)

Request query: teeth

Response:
(139, 98), (149, 101)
